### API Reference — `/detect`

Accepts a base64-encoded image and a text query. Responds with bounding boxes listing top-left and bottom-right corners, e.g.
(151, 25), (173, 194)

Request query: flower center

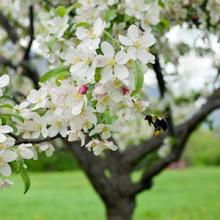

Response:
(84, 58), (92, 65)
(100, 96), (109, 104)
(108, 58), (116, 67)
(134, 39), (142, 48)
(86, 30), (96, 39)
(73, 92), (83, 101)
(102, 127), (109, 133)
(113, 78), (122, 88)
(56, 121), (62, 128)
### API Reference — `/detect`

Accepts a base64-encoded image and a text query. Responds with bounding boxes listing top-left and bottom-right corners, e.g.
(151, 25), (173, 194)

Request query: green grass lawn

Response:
(0, 167), (220, 220)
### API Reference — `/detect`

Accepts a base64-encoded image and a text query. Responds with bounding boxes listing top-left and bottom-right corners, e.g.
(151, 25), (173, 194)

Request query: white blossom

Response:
(119, 25), (156, 64)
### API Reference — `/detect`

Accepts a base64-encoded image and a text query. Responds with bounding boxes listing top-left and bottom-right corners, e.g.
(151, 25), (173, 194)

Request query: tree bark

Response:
(106, 196), (135, 220)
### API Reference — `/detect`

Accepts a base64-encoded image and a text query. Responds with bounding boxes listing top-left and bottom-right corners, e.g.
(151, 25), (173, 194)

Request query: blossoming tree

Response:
(0, 0), (220, 219)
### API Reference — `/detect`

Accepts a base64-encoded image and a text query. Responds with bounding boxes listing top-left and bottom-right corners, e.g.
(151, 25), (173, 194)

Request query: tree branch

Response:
(23, 5), (34, 61)
(132, 88), (220, 193)
(8, 133), (60, 145)
(152, 54), (166, 98)
(122, 88), (220, 170)
(0, 10), (19, 44)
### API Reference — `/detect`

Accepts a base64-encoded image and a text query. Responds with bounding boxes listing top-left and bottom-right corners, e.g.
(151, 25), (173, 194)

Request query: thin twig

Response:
(0, 10), (19, 44)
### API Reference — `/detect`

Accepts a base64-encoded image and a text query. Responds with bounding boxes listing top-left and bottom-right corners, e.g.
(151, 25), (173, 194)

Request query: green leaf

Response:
(0, 95), (13, 101)
(104, 8), (117, 22)
(158, 0), (165, 8)
(95, 68), (102, 83)
(20, 163), (31, 194)
(40, 67), (69, 83)
(0, 113), (24, 122)
(55, 6), (66, 17)
(66, 3), (81, 14)
(76, 22), (91, 28)
(0, 104), (13, 109)
(160, 18), (170, 30)
(132, 61), (144, 96)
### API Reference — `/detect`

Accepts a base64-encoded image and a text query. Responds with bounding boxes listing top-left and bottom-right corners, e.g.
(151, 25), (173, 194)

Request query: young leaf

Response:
(66, 2), (81, 14)
(20, 163), (31, 194)
(40, 67), (69, 83)
(95, 68), (102, 83)
(132, 61), (144, 96)
(55, 6), (66, 17)
(76, 22), (91, 28)
(0, 113), (24, 122)
(104, 8), (117, 22)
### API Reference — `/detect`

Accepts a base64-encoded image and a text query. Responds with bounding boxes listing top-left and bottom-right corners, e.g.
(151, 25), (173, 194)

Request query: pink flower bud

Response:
(121, 87), (130, 95)
(78, 85), (88, 94)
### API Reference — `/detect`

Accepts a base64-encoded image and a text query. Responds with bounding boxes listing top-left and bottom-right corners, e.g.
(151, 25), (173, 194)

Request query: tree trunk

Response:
(106, 196), (136, 220)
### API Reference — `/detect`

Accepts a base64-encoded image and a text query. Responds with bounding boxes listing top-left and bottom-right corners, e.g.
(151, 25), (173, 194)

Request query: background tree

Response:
(0, 1), (220, 220)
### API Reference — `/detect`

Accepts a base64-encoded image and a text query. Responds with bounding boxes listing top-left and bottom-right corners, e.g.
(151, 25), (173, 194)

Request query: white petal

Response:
(101, 67), (113, 83)
(127, 25), (139, 41)
(94, 55), (108, 67)
(96, 102), (106, 113)
(114, 65), (129, 80)
(0, 164), (11, 176)
(101, 41), (115, 58)
(93, 146), (103, 156)
(48, 126), (58, 137)
(0, 75), (9, 88)
(70, 63), (84, 75)
(93, 18), (105, 37)
(127, 47), (137, 60)
(119, 35), (133, 46)
(142, 32), (156, 47)
(71, 101), (84, 115)
(0, 133), (6, 143)
(110, 88), (123, 102)
(20, 148), (34, 160)
(76, 27), (87, 40)
(1, 151), (17, 162)
(0, 125), (13, 134)
(137, 49), (155, 64)
(115, 51), (129, 65)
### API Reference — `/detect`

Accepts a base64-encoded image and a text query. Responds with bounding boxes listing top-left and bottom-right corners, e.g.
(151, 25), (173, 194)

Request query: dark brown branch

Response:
(9, 133), (60, 145)
(23, 5), (34, 61)
(152, 54), (166, 98)
(0, 10), (19, 44)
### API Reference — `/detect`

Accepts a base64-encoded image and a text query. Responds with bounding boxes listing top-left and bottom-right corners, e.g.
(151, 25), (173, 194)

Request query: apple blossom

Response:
(119, 25), (156, 64)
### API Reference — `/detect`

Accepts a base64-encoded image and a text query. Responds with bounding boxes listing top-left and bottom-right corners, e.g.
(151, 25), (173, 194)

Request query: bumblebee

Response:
(145, 115), (168, 136)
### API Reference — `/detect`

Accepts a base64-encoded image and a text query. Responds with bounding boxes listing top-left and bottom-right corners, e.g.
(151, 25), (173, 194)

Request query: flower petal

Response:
(0, 163), (11, 176)
(114, 65), (129, 80)
(0, 75), (9, 88)
(115, 51), (129, 65)
(101, 41), (114, 58)
(119, 35), (133, 46)
(0, 125), (13, 134)
(127, 25), (139, 41)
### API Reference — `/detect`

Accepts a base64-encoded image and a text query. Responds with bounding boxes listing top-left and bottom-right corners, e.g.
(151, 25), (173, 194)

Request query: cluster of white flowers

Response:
(11, 0), (161, 157)
(0, 75), (55, 189)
